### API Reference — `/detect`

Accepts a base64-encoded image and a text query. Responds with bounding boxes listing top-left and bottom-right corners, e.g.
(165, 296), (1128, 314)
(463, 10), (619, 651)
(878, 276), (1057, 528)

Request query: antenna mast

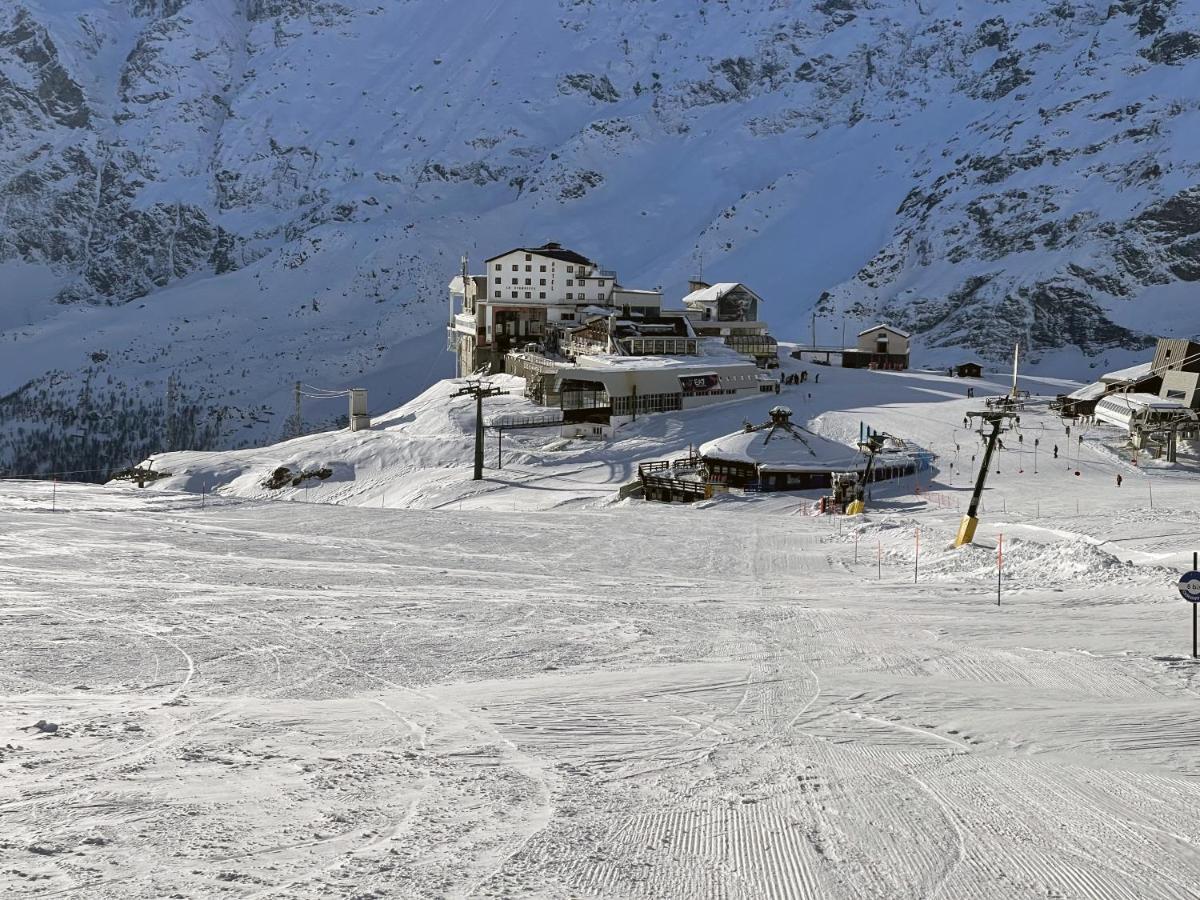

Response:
(1010, 342), (1020, 398)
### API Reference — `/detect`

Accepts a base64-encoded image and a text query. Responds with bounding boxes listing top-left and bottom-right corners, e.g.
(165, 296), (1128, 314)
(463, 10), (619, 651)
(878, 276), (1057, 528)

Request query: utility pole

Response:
(955, 410), (1016, 547)
(450, 379), (509, 480)
(811, 311), (817, 348)
(1010, 342), (1020, 399)
(294, 381), (302, 438)
(452, 254), (468, 379)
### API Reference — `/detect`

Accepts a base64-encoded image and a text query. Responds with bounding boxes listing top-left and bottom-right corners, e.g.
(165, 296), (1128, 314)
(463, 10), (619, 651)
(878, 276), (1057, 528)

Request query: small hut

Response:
(842, 325), (910, 370)
(955, 362), (983, 378)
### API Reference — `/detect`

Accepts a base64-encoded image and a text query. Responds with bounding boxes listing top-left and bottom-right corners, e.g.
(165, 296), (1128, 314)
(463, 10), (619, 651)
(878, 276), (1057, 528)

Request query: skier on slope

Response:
(1117, 473), (1123, 488)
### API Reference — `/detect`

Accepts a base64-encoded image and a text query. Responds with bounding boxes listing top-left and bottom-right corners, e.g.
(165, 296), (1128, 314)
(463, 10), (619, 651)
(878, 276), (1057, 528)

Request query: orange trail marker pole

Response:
(914, 529), (920, 583)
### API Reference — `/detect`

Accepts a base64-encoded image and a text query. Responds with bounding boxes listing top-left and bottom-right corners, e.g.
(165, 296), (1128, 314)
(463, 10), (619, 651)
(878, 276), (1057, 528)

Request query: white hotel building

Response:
(448, 242), (662, 374)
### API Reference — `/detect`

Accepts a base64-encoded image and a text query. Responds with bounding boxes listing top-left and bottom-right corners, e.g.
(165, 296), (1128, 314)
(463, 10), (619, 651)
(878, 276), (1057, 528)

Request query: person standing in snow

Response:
(1116, 474), (1123, 487)
(814, 372), (820, 384)
(1053, 444), (1058, 459)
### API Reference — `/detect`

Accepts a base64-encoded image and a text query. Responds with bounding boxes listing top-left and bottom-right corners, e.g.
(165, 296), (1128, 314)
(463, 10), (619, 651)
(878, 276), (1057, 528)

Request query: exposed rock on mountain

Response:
(2, 0), (1199, 474)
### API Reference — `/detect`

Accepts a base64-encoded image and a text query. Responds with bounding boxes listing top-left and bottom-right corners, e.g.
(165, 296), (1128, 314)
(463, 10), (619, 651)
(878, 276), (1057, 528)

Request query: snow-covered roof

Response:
(448, 274), (479, 294)
(1066, 381), (1107, 401)
(700, 416), (864, 472)
(1100, 362), (1153, 383)
(681, 282), (762, 307)
(857, 324), (911, 338)
(573, 352), (751, 372)
(1097, 392), (1186, 410)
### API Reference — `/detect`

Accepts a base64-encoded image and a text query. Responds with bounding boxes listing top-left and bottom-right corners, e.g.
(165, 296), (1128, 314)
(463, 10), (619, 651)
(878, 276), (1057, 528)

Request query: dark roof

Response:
(485, 242), (595, 266)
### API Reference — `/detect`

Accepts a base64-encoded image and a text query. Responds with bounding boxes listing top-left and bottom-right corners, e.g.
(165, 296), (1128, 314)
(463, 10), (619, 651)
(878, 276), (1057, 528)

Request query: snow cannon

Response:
(826, 471), (862, 515)
(954, 514), (979, 547)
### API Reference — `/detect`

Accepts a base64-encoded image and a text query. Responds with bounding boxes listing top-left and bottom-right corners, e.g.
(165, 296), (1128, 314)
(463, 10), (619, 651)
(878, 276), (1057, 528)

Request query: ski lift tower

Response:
(450, 376), (509, 481)
(845, 430), (893, 515)
(954, 409), (1018, 547)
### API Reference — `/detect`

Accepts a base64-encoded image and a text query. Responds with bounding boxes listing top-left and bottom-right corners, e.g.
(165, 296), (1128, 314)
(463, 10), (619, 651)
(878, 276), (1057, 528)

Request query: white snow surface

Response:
(3, 354), (1200, 896)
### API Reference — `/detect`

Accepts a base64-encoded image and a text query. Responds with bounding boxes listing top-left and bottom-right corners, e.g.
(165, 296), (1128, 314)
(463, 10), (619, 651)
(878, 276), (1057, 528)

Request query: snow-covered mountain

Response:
(2, 0), (1199, 475)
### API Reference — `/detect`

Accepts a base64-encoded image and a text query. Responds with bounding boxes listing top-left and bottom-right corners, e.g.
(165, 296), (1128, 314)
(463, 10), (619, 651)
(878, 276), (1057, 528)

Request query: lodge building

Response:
(449, 242), (786, 439)
(449, 243), (663, 375)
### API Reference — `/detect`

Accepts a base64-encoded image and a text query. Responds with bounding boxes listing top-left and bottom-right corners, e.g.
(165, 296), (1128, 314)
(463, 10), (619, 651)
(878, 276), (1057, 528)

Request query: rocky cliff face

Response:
(1, 0), (1199, 474)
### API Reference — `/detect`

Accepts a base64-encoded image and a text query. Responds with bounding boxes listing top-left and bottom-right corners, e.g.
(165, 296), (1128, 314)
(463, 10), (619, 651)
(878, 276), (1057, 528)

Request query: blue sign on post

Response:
(1179, 571), (1200, 603)
(1182, 566), (1200, 660)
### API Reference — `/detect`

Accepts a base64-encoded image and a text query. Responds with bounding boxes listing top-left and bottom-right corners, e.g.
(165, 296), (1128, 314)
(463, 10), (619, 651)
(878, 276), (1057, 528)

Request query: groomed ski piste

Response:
(3, 348), (1200, 898)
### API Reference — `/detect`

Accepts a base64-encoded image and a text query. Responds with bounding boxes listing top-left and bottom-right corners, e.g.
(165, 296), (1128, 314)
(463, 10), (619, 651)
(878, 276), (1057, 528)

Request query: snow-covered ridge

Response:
(135, 358), (1095, 513)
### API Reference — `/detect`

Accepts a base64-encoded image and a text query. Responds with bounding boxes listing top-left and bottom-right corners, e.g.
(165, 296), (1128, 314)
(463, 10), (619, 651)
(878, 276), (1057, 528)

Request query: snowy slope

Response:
(4, 414), (1200, 894)
(135, 347), (1108, 515)
(3, 0), (1200, 475)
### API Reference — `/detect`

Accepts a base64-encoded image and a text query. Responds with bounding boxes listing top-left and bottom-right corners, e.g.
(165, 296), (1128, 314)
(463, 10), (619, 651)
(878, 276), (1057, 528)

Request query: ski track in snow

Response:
(3, 364), (1200, 897)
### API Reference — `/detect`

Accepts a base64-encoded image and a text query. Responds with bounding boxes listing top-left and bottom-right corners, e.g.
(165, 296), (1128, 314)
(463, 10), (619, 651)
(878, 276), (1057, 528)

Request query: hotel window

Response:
(511, 291), (518, 298)
(598, 279), (606, 286)
(525, 253), (532, 261)
(539, 264), (546, 272)
(539, 292), (546, 299)
(567, 265), (574, 273)
(566, 292), (574, 300)
(539, 278), (546, 285)
(566, 279), (574, 286)
(525, 292), (532, 299)
(494, 290), (500, 297)
(512, 264), (518, 271)
(511, 278), (517, 284)
(494, 263), (501, 271)
(525, 278), (531, 285)
(525, 265), (531, 271)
